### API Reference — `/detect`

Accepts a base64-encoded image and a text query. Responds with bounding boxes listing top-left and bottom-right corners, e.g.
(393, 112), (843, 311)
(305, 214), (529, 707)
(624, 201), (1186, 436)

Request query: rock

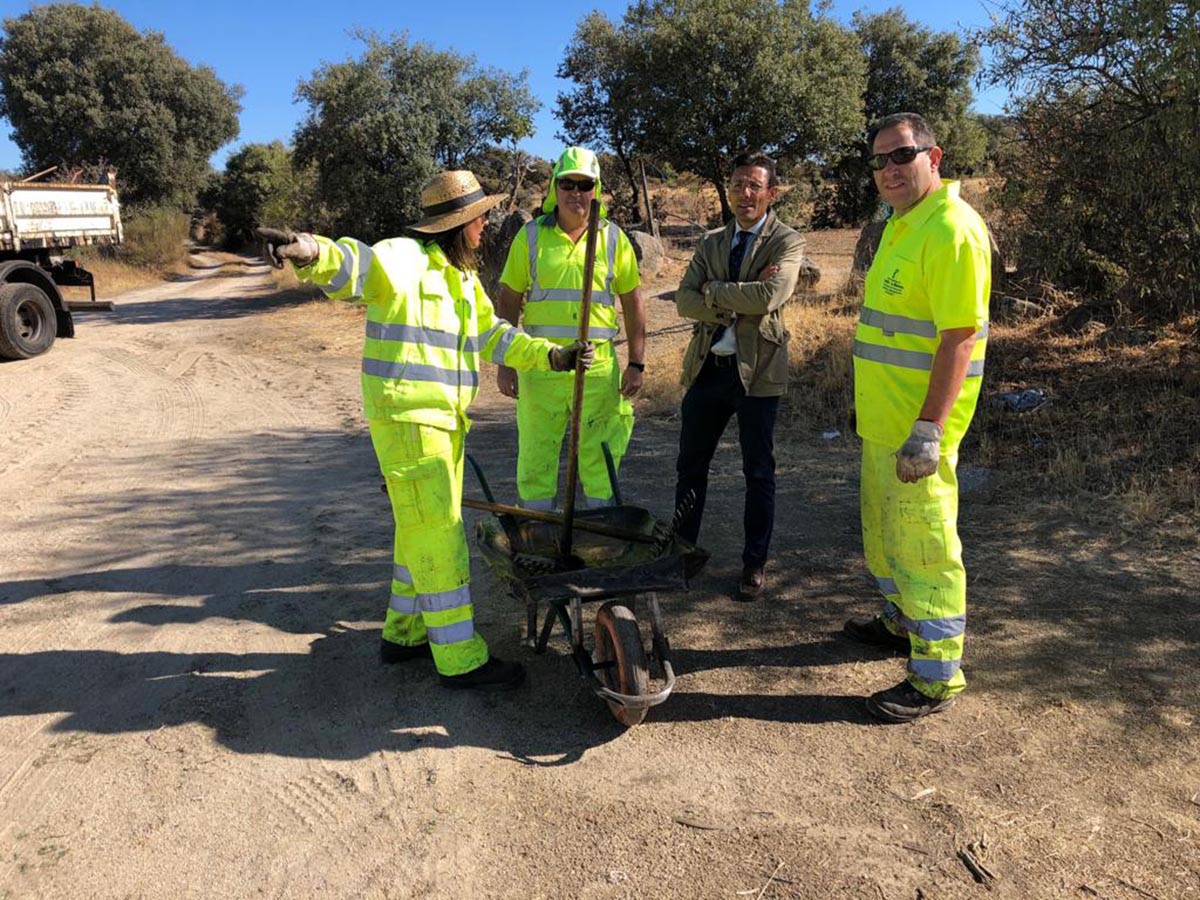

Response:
(795, 256), (821, 292)
(627, 229), (664, 279)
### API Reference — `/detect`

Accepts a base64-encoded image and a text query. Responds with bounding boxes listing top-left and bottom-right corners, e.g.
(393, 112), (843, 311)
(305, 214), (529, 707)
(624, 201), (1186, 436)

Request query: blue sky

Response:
(0, 0), (1004, 173)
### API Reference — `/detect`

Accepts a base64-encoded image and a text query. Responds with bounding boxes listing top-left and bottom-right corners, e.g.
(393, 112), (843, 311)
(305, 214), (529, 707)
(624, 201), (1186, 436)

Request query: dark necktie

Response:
(729, 229), (752, 279)
(711, 230), (752, 347)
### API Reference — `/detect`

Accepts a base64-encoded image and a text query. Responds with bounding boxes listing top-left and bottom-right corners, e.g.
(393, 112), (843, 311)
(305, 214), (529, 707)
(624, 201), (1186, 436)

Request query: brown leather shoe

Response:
(736, 565), (765, 601)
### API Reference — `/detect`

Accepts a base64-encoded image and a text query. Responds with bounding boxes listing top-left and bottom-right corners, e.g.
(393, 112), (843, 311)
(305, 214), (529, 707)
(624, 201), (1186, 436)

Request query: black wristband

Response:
(628, 361), (645, 372)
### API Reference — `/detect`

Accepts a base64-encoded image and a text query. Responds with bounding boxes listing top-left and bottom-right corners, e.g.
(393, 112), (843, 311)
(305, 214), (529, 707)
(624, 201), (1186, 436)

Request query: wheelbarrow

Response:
(469, 452), (708, 726)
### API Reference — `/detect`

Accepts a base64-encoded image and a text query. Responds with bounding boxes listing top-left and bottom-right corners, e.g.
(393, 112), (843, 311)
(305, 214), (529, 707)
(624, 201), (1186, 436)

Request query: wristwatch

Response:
(628, 361), (645, 372)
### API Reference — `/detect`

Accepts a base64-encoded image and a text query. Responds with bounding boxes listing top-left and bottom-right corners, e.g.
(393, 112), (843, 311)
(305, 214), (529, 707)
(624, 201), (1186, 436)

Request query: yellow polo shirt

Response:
(854, 181), (991, 450)
(500, 216), (640, 346)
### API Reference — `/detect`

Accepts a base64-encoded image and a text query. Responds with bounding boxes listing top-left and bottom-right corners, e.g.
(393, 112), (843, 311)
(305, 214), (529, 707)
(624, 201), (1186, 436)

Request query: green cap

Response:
(543, 146), (607, 218)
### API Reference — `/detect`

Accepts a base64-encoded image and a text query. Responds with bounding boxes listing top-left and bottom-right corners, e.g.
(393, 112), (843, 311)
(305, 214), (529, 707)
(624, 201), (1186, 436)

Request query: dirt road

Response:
(1, 251), (1197, 899)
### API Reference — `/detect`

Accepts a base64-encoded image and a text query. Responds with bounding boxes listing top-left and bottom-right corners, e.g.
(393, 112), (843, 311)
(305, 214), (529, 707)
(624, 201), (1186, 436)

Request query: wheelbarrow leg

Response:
(644, 591), (674, 680)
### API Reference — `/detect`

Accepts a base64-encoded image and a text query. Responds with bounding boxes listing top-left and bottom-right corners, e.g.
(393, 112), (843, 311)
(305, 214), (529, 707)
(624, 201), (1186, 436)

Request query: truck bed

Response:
(0, 181), (122, 252)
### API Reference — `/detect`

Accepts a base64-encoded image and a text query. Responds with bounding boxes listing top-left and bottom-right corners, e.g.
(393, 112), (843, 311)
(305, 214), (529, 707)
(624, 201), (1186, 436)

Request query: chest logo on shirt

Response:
(882, 267), (905, 296)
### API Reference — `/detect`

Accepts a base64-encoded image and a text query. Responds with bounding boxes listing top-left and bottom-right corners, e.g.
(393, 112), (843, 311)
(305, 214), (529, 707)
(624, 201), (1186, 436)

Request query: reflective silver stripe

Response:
(491, 327), (518, 364)
(530, 290), (614, 309)
(977, 322), (990, 338)
(393, 564), (413, 585)
(859, 307), (938, 339)
(526, 220), (540, 287)
(876, 576), (899, 596)
(603, 223), (618, 294)
(418, 585), (471, 614)
(853, 340), (934, 372)
(966, 358), (986, 377)
(362, 358), (478, 386)
(389, 593), (419, 616)
(907, 657), (961, 683)
(526, 325), (618, 341)
(520, 497), (556, 512)
(324, 244), (354, 293)
(427, 619), (476, 646)
(905, 615), (967, 642)
(367, 321), (460, 350)
(584, 495), (616, 508)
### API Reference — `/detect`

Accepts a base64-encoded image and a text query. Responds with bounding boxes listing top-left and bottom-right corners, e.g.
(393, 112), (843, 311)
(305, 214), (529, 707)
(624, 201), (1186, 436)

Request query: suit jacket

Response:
(675, 210), (806, 397)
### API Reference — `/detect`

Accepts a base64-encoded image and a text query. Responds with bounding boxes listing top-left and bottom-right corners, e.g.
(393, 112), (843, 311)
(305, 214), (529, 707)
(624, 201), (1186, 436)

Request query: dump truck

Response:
(0, 176), (122, 360)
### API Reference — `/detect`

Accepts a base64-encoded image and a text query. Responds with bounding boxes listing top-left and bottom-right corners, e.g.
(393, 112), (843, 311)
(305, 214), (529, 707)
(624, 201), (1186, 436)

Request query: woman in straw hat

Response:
(258, 171), (593, 691)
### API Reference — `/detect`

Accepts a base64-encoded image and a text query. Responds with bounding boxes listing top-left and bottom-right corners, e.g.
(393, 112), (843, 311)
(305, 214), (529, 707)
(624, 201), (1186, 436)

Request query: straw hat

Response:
(409, 171), (506, 233)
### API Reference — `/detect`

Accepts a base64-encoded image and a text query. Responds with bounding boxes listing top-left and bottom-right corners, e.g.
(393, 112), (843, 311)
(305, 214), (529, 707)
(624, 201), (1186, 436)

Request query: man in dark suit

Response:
(673, 151), (807, 599)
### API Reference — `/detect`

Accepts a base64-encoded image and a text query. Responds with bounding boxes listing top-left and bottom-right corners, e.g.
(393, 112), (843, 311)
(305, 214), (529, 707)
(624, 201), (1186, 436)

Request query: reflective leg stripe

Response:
(876, 575), (899, 596)
(362, 358), (479, 386)
(426, 619), (476, 646)
(520, 497), (556, 512)
(418, 585), (471, 614)
(908, 657), (962, 683)
(526, 325), (619, 341)
(853, 340), (985, 377)
(393, 564), (413, 585)
(584, 495), (616, 508)
(900, 614), (966, 642)
(389, 593), (420, 615)
(859, 307), (937, 338)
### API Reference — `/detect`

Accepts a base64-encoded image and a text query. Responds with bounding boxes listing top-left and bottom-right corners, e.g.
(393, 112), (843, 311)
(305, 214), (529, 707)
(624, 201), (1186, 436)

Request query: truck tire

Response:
(0, 282), (58, 360)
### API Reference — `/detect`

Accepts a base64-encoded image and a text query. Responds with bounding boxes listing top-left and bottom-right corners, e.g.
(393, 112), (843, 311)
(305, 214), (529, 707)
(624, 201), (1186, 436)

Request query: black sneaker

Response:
(379, 639), (431, 665)
(439, 656), (526, 692)
(843, 615), (910, 654)
(866, 680), (956, 723)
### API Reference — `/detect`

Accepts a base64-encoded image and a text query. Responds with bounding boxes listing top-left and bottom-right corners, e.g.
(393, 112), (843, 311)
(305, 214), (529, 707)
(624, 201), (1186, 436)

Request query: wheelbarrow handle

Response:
(462, 497), (660, 545)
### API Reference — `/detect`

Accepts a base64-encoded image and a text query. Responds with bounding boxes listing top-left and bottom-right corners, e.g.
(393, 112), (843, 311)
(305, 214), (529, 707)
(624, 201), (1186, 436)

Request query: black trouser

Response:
(674, 353), (779, 568)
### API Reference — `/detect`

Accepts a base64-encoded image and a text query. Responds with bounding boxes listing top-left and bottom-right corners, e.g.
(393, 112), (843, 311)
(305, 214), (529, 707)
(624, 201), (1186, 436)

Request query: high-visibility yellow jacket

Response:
(301, 235), (554, 431)
(499, 213), (640, 346)
(854, 181), (991, 450)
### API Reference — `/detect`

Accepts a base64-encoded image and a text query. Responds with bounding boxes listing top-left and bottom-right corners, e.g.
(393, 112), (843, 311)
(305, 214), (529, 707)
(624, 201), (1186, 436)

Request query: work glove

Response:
(895, 419), (943, 483)
(548, 340), (595, 372)
(255, 227), (319, 269)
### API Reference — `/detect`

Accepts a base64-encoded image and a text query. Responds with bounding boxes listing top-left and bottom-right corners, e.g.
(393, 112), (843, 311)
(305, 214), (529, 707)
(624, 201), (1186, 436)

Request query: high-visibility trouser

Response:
(515, 343), (633, 509)
(369, 420), (488, 677)
(861, 439), (967, 700)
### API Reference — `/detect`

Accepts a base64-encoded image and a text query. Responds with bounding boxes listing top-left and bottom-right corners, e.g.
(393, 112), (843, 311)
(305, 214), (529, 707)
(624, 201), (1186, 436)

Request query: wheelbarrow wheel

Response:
(593, 601), (649, 726)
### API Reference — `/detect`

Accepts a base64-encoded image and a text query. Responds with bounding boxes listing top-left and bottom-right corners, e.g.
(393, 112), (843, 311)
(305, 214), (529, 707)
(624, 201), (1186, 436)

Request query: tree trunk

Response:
(614, 145), (642, 224)
(712, 158), (731, 224)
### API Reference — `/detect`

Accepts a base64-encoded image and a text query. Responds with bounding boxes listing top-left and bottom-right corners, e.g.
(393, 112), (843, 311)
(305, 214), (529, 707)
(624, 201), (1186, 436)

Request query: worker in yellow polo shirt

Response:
(843, 112), (991, 723)
(495, 147), (646, 510)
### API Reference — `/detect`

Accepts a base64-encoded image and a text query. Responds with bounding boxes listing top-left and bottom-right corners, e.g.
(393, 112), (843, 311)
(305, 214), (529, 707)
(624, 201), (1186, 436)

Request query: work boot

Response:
(439, 656), (526, 692)
(843, 615), (910, 654)
(865, 680), (956, 724)
(736, 565), (765, 601)
(379, 639), (431, 664)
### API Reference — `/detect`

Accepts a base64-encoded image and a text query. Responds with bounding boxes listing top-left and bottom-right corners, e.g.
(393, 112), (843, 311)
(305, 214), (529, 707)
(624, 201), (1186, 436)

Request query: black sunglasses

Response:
(557, 179), (596, 192)
(868, 145), (933, 171)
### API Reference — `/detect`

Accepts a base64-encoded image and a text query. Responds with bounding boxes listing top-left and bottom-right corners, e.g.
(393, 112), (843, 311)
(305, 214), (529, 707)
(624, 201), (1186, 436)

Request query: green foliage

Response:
(208, 142), (319, 247)
(293, 31), (538, 241)
(982, 0), (1200, 317)
(118, 207), (191, 269)
(0, 3), (241, 208)
(815, 9), (983, 227)
(558, 0), (865, 222)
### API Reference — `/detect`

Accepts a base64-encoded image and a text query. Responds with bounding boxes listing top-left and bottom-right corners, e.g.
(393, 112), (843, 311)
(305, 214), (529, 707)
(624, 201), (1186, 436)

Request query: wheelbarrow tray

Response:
(475, 504), (708, 603)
